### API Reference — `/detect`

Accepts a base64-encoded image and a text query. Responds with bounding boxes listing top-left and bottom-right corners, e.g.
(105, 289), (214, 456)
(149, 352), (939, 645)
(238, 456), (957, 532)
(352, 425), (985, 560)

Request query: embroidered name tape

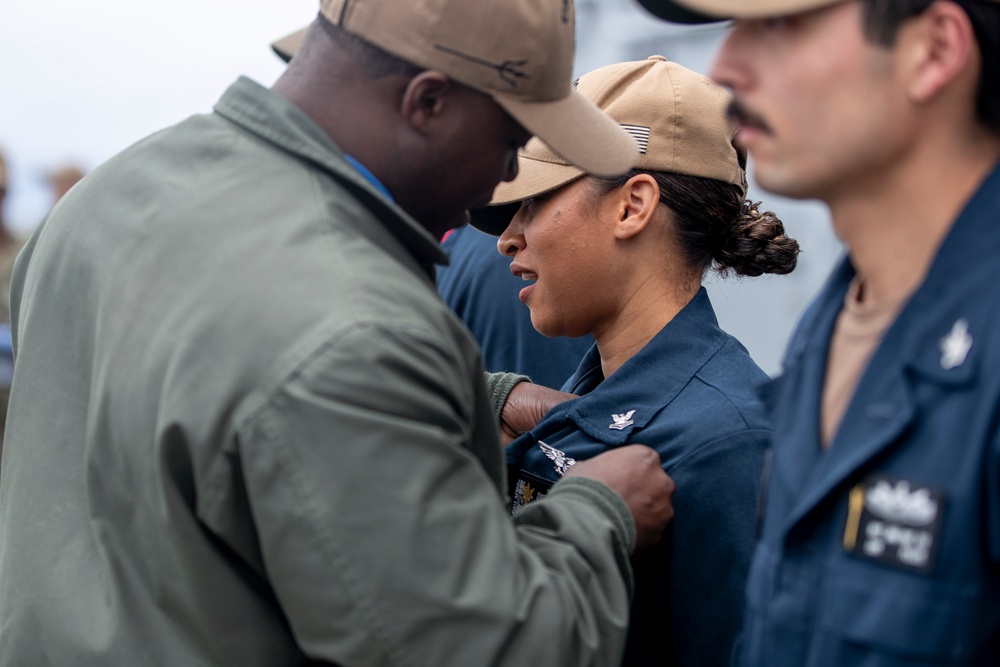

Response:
(842, 475), (946, 574)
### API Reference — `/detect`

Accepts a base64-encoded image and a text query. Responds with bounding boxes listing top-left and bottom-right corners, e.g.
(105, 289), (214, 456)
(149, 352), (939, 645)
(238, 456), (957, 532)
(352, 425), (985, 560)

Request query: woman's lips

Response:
(510, 264), (537, 303)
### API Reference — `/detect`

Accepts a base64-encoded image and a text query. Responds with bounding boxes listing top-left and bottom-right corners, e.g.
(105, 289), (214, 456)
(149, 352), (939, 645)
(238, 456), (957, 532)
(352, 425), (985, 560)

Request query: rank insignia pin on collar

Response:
(609, 410), (636, 431)
(939, 319), (972, 370)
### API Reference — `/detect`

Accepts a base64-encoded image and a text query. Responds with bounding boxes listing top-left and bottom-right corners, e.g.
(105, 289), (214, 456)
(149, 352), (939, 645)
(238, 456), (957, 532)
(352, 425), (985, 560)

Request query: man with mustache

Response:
(638, 0), (1000, 665)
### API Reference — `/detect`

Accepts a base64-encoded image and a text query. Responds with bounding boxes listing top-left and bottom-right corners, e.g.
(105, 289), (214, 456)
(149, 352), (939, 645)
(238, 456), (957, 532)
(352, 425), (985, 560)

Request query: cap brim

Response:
(636, 0), (721, 23)
(469, 158), (584, 235)
(493, 88), (638, 179)
(468, 204), (521, 236)
(491, 159), (583, 207)
(638, 0), (839, 21)
(272, 27), (306, 63)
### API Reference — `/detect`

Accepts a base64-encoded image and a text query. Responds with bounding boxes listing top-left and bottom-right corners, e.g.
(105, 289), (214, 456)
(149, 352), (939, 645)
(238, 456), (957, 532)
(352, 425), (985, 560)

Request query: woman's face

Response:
(497, 177), (626, 339)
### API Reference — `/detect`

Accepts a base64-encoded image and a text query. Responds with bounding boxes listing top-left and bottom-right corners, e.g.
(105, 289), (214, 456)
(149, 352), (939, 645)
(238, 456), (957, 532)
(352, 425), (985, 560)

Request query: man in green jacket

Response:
(0, 0), (675, 665)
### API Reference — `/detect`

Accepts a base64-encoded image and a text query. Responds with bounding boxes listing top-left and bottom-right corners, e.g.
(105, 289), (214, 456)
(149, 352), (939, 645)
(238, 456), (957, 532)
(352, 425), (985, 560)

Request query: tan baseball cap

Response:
(477, 56), (745, 233)
(271, 0), (639, 178)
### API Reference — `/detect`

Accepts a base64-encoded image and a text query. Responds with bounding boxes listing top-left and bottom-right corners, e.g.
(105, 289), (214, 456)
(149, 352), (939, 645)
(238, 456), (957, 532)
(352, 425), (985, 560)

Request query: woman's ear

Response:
(613, 173), (659, 240)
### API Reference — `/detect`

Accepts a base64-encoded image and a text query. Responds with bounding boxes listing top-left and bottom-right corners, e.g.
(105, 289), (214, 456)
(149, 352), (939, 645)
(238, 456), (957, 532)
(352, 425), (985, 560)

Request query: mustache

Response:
(727, 100), (773, 135)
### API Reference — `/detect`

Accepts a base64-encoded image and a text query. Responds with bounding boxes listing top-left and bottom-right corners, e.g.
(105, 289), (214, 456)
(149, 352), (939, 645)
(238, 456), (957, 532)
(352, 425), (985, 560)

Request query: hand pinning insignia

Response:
(609, 410), (636, 431)
(939, 318), (972, 370)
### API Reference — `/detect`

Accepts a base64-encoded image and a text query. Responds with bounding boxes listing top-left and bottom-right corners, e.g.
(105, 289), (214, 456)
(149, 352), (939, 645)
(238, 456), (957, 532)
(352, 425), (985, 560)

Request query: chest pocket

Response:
(746, 546), (992, 664)
(817, 560), (985, 662)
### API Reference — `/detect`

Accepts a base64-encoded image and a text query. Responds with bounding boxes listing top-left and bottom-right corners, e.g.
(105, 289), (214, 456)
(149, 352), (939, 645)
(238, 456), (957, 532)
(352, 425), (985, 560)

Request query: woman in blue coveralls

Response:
(476, 58), (799, 667)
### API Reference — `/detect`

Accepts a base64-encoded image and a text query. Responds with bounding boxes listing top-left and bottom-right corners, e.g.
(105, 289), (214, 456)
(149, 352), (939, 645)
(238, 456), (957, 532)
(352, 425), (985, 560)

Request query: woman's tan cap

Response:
(481, 56), (745, 233)
(271, 0), (639, 178)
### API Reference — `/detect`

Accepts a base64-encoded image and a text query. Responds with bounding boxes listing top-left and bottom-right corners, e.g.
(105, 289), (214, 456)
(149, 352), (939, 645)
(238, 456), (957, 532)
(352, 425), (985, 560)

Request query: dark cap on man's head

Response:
(638, 0), (852, 22)
(636, 0), (719, 23)
(640, 0), (1000, 21)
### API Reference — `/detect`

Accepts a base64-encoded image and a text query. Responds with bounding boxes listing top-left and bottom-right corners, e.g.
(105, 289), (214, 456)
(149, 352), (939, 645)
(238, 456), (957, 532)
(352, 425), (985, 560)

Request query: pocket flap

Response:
(821, 566), (980, 661)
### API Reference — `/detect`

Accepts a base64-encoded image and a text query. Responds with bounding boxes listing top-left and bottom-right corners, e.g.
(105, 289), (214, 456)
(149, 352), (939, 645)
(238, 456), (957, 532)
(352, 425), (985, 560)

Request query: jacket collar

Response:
(213, 77), (448, 273)
(558, 288), (727, 446)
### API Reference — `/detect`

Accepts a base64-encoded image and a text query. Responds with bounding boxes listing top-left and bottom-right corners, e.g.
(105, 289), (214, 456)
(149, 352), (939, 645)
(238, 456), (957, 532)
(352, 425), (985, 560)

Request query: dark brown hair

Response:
(592, 170), (799, 278)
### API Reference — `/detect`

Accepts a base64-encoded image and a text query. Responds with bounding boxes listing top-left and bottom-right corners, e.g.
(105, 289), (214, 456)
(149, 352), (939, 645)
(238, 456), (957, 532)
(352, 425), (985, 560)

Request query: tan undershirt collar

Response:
(821, 277), (908, 447)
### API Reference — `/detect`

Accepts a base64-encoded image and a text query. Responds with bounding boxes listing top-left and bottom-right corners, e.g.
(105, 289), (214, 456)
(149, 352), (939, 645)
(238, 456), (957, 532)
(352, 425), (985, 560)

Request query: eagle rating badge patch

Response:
(842, 475), (945, 574)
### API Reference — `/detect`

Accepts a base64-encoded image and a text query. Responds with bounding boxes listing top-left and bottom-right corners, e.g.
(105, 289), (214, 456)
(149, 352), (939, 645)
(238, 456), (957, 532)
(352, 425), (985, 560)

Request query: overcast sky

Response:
(1, 0), (313, 232)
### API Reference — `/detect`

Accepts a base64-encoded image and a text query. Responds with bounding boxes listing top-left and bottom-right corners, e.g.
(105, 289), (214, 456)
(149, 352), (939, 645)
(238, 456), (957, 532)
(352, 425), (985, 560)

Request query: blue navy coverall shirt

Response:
(742, 162), (1000, 666)
(506, 288), (772, 667)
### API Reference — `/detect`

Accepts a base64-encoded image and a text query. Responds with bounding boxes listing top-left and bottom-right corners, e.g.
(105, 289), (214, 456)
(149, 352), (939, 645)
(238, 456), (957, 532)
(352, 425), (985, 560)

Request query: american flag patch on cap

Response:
(621, 124), (651, 154)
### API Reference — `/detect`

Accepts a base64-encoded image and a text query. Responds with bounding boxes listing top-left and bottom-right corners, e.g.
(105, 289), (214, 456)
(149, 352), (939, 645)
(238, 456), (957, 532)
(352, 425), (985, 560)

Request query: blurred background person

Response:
(482, 57), (799, 667)
(0, 150), (16, 458)
(0, 150), (25, 323)
(47, 163), (86, 204)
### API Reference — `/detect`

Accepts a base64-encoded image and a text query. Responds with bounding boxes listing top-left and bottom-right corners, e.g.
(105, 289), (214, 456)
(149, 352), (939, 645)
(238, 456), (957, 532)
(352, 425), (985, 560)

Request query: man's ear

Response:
(400, 70), (452, 134)
(902, 1), (978, 104)
(613, 173), (660, 240)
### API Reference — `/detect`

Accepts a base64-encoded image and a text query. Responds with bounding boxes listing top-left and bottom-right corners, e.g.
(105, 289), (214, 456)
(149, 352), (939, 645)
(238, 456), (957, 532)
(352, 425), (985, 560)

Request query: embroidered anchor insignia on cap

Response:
(609, 410), (636, 431)
(433, 44), (530, 88)
(940, 318), (972, 370)
(538, 441), (576, 476)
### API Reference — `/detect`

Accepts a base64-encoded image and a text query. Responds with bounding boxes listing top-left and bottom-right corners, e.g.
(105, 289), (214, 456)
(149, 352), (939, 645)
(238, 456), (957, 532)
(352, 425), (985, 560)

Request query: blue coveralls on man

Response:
(633, 0), (1000, 663)
(747, 163), (1000, 664)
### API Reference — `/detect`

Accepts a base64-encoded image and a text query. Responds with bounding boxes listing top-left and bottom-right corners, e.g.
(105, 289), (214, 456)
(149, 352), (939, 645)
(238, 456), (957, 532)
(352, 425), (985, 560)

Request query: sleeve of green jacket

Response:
(485, 370), (530, 427)
(224, 321), (635, 667)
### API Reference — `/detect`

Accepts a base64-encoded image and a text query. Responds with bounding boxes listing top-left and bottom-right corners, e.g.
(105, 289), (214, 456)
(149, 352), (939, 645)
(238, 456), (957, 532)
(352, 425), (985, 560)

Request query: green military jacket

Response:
(0, 77), (636, 666)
